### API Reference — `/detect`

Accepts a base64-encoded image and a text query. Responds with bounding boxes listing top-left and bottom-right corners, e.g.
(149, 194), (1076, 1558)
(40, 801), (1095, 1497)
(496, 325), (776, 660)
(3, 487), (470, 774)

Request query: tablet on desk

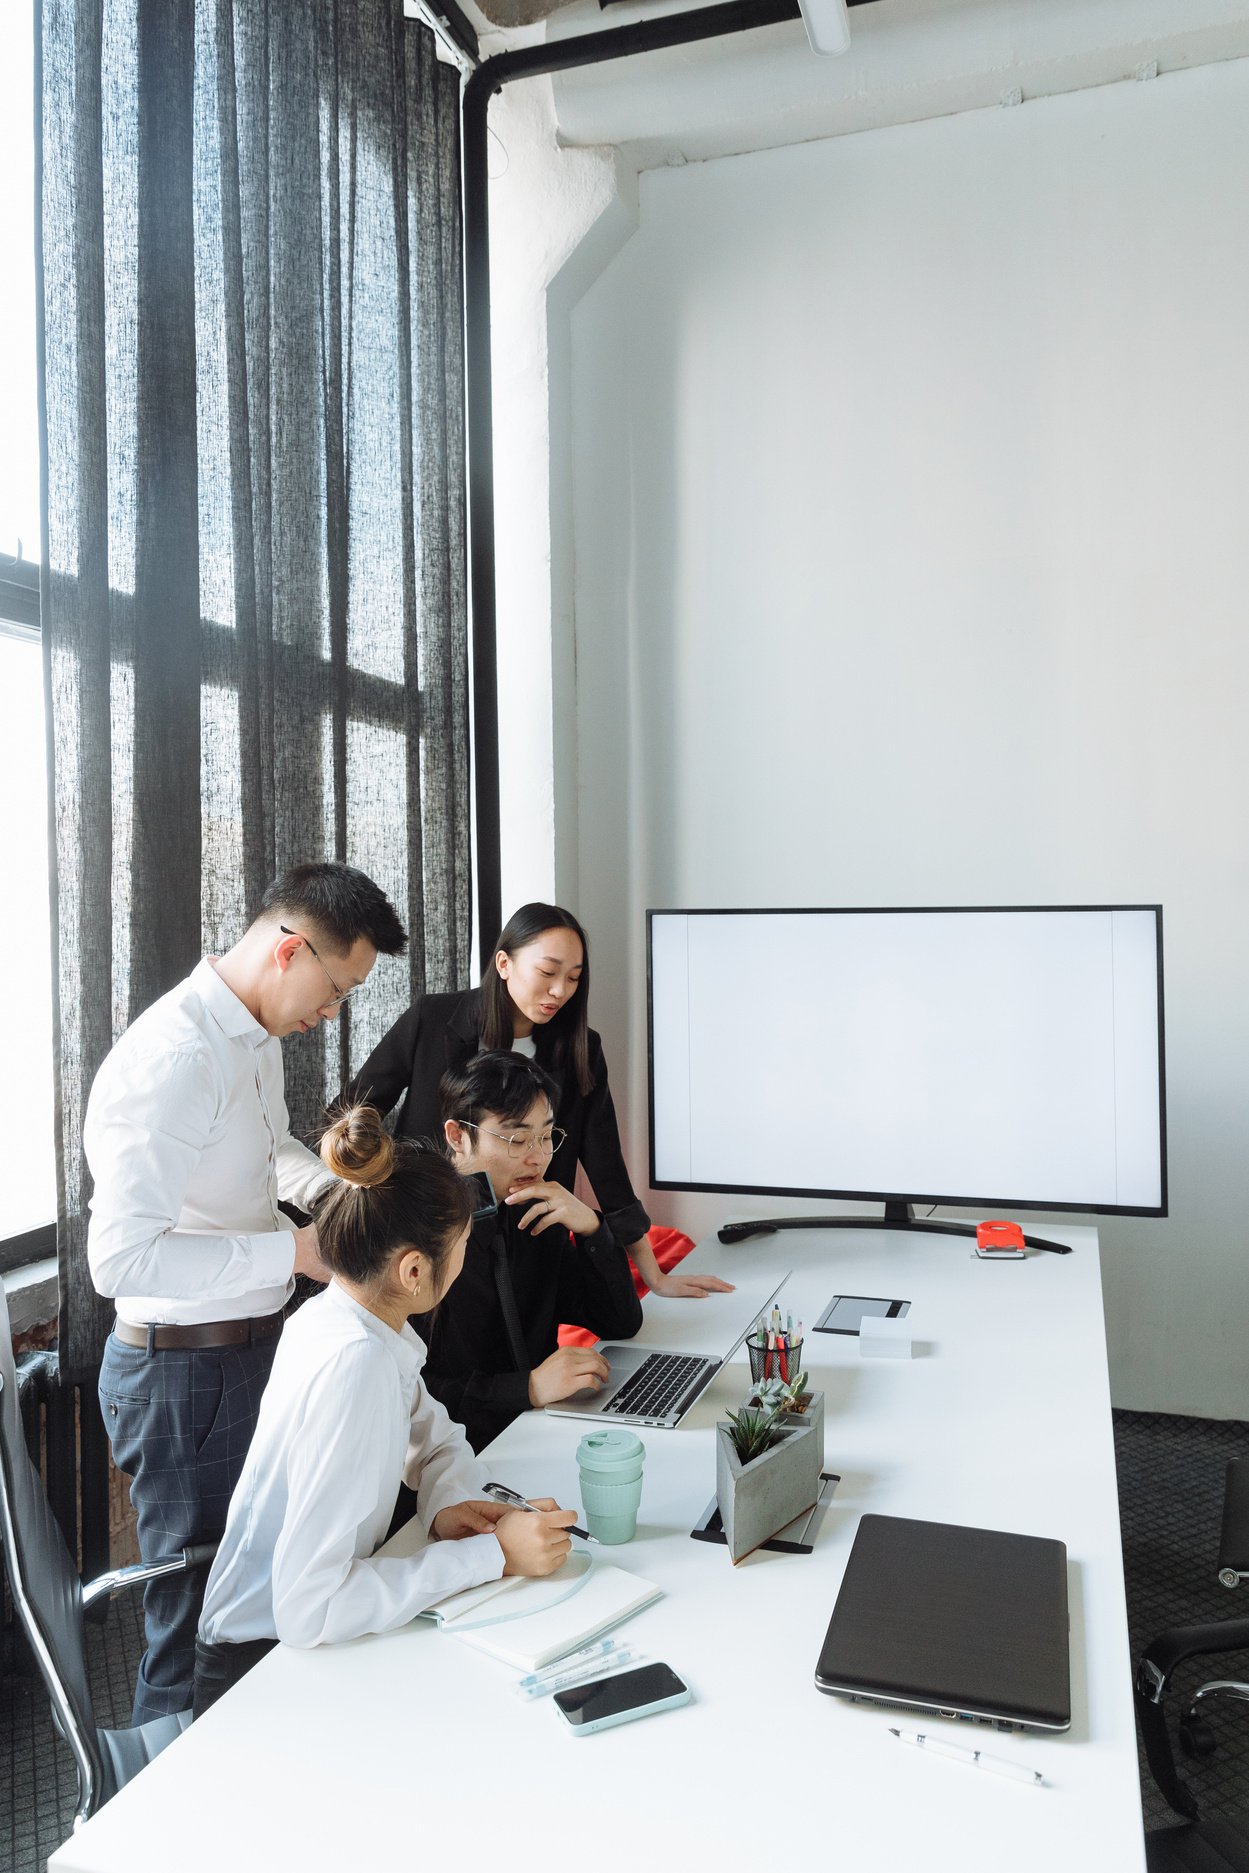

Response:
(814, 1295), (911, 1335)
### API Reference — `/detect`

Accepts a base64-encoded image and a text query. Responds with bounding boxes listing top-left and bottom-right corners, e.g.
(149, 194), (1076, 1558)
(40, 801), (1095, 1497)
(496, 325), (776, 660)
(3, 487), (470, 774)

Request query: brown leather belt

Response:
(113, 1312), (284, 1352)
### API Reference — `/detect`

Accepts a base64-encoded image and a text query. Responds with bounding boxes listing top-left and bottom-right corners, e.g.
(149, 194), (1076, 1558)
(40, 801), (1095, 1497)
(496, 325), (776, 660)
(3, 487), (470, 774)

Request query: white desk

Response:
(49, 1225), (1146, 1873)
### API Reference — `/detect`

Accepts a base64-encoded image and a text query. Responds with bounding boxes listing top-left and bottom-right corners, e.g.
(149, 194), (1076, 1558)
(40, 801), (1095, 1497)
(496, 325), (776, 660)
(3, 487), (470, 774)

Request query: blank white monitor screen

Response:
(648, 907), (1166, 1215)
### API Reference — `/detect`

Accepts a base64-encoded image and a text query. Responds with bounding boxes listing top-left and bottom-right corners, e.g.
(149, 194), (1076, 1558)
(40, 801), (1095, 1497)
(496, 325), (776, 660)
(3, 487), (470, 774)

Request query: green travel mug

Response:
(576, 1429), (645, 1544)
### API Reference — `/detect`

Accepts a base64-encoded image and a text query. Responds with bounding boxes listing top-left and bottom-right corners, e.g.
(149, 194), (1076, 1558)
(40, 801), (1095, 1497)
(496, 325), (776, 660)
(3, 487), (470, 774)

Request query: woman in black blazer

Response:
(347, 902), (732, 1299)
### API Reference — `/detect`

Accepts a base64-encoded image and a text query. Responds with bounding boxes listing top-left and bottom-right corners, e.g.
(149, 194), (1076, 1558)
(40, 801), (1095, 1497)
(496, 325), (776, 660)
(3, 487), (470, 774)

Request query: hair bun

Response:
(321, 1104), (394, 1188)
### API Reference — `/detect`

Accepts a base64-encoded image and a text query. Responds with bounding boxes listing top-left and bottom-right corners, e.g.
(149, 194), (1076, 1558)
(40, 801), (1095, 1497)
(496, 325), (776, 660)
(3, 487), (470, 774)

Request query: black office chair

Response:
(1136, 1457), (1249, 1871)
(0, 1283), (213, 1828)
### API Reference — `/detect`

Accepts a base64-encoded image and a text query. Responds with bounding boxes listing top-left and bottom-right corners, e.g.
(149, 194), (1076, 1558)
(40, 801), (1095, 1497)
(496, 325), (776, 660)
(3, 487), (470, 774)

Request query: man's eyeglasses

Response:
(279, 925), (360, 1009)
(462, 1121), (567, 1160)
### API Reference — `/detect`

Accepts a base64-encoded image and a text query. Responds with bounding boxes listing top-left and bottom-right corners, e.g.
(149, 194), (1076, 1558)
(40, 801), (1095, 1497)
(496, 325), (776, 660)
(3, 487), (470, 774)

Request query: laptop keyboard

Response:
(603, 1351), (713, 1420)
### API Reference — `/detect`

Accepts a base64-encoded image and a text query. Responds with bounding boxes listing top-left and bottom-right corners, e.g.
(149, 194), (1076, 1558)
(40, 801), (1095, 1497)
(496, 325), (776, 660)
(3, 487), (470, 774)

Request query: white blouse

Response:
(199, 1281), (504, 1647)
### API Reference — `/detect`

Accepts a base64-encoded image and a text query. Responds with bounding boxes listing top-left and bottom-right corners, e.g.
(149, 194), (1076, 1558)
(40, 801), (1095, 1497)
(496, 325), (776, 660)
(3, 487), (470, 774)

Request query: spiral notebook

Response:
(419, 1552), (593, 1630)
(450, 1563), (662, 1673)
(381, 1517), (661, 1672)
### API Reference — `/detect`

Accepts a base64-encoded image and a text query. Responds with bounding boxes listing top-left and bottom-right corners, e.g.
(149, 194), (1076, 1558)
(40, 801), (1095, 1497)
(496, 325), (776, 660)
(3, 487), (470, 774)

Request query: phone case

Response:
(556, 1678), (691, 1736)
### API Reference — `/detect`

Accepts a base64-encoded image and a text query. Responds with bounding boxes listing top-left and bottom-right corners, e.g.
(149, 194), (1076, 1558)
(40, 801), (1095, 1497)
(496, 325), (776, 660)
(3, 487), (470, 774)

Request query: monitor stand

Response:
(718, 1202), (1072, 1255)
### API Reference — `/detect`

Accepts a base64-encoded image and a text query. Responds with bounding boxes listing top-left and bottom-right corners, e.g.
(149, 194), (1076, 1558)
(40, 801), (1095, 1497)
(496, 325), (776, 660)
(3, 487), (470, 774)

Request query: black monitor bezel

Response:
(645, 903), (1168, 1220)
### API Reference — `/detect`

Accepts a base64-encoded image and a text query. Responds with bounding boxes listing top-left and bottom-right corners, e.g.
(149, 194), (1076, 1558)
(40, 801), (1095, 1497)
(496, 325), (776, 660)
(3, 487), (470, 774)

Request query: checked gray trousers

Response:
(98, 1332), (278, 1723)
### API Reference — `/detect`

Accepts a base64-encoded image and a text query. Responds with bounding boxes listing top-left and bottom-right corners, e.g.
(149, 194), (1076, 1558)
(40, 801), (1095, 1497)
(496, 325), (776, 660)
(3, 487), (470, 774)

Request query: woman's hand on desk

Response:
(647, 1268), (736, 1299)
(505, 1180), (599, 1239)
(497, 1500), (576, 1577)
(430, 1500), (510, 1542)
(528, 1345), (611, 1408)
(626, 1235), (736, 1301)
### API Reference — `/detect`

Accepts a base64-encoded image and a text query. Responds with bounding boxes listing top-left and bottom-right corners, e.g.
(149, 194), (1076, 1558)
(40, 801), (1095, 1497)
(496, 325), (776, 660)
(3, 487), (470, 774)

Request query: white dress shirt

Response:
(84, 958), (334, 1326)
(199, 1280), (504, 1646)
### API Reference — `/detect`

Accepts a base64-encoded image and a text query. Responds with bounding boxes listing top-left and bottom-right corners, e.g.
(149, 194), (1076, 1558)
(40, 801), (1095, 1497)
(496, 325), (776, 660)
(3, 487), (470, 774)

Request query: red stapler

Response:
(975, 1219), (1026, 1259)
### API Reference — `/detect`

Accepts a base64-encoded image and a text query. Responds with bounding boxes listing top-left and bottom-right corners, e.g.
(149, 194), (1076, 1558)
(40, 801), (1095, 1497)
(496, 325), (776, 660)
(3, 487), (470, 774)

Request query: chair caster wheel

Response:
(1179, 1717), (1218, 1760)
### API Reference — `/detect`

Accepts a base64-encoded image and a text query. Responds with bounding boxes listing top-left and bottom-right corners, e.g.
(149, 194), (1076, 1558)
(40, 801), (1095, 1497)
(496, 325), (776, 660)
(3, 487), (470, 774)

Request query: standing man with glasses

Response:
(85, 862), (406, 1721)
(424, 1051), (643, 1452)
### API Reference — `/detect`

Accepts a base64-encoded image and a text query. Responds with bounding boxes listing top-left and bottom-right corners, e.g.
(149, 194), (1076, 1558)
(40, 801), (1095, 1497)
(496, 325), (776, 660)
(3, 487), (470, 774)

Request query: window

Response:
(1, 2), (58, 1274)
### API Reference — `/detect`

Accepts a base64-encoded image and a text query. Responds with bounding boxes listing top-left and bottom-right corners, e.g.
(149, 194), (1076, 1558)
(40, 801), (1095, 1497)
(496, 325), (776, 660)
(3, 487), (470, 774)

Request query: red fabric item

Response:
(557, 1225), (696, 1347)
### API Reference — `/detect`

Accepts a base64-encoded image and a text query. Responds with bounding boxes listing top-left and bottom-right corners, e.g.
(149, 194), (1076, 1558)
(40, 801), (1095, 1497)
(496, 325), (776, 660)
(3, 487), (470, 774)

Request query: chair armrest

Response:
(80, 1543), (218, 1612)
(1137, 1617), (1249, 1698)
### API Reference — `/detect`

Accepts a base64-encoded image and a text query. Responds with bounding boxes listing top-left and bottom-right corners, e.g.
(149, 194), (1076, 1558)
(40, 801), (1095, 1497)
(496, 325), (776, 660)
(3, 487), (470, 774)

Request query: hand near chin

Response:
(505, 1180), (598, 1238)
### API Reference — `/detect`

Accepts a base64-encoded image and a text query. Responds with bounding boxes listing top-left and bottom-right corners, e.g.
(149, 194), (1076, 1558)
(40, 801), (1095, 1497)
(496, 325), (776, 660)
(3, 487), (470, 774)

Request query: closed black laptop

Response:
(815, 1513), (1071, 1731)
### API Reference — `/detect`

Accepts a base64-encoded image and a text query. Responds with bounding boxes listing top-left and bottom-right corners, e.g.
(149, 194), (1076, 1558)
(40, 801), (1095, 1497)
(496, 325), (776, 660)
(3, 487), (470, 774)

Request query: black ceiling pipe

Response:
(462, 0), (806, 971)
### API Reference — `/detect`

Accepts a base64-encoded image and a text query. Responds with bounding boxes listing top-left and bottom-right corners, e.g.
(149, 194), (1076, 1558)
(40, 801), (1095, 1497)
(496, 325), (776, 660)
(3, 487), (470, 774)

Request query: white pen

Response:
(888, 1727), (1044, 1787)
(518, 1638), (620, 1688)
(517, 1651), (638, 1701)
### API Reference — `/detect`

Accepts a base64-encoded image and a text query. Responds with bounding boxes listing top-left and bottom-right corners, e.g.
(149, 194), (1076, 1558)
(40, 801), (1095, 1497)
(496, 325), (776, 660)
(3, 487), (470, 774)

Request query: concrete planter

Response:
(715, 1418), (818, 1563)
(746, 1390), (825, 1506)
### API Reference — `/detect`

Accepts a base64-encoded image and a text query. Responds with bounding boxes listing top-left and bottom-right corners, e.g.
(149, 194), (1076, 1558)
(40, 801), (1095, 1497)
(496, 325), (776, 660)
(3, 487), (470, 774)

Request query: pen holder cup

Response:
(747, 1337), (803, 1387)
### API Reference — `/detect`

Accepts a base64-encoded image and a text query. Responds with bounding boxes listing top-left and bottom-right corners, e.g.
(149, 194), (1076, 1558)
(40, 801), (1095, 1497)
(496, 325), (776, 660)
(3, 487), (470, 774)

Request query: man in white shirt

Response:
(85, 861), (406, 1721)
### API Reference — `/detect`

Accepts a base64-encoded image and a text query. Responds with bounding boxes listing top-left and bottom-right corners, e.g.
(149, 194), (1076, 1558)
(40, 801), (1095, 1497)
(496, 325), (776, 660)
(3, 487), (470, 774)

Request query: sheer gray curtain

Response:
(39, 0), (470, 1377)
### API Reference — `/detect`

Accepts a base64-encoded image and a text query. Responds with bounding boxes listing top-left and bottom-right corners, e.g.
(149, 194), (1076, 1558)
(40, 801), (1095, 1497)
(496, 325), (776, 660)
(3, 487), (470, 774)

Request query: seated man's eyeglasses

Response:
(279, 925), (360, 1008)
(462, 1121), (567, 1159)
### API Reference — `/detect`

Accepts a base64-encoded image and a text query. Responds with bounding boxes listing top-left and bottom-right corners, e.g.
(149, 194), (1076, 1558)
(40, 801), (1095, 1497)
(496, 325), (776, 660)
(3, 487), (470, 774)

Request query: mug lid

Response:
(575, 1428), (644, 1464)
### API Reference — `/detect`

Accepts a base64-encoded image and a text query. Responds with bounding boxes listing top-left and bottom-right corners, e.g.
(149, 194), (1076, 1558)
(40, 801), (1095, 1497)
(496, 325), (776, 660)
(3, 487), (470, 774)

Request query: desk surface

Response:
(50, 1225), (1146, 1873)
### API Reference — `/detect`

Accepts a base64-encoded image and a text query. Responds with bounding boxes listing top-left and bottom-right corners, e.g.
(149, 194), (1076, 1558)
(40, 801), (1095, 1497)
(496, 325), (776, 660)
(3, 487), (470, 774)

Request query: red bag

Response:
(557, 1225), (696, 1347)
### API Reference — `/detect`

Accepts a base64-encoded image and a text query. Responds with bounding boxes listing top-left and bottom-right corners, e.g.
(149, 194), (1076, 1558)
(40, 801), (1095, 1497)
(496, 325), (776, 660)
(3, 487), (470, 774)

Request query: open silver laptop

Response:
(546, 1273), (791, 1430)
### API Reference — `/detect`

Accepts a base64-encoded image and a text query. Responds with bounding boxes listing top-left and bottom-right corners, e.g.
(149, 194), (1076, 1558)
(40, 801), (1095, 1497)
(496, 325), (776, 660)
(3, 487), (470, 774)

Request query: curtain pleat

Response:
(39, 0), (470, 1377)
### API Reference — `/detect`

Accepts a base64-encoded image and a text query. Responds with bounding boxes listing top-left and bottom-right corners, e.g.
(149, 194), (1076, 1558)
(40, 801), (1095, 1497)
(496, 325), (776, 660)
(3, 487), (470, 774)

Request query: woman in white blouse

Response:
(193, 1104), (574, 1716)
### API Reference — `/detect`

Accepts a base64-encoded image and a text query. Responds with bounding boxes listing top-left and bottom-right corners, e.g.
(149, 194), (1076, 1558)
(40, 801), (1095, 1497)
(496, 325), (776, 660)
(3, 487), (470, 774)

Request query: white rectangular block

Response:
(859, 1313), (913, 1359)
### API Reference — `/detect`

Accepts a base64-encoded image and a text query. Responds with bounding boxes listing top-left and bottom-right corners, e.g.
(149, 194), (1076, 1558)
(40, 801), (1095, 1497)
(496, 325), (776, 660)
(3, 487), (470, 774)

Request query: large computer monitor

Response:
(648, 906), (1167, 1224)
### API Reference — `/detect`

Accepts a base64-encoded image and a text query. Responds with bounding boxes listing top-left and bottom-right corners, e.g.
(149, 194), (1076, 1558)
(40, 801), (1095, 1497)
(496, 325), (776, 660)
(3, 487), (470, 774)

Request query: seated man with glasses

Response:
(421, 1051), (643, 1452)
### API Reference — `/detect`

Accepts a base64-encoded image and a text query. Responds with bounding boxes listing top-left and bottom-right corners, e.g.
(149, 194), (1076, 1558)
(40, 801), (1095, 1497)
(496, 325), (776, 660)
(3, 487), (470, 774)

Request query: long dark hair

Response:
(314, 1104), (472, 1301)
(479, 902), (593, 1097)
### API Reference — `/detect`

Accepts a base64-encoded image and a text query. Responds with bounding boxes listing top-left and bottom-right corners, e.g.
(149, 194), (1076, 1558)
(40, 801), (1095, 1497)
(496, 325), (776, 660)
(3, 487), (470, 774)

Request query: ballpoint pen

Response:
(516, 1650), (639, 1700)
(482, 1480), (598, 1543)
(888, 1728), (1044, 1787)
(518, 1638), (621, 1687)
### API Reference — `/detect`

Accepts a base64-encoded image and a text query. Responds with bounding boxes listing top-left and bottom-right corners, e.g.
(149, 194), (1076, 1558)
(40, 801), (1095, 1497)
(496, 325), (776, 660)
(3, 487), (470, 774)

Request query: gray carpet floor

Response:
(1115, 1411), (1249, 1835)
(3, 1410), (1248, 1869)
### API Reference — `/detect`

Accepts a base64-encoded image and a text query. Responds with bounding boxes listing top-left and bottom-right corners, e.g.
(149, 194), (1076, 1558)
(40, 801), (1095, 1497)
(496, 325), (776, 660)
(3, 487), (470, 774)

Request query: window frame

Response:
(0, 557), (56, 1275)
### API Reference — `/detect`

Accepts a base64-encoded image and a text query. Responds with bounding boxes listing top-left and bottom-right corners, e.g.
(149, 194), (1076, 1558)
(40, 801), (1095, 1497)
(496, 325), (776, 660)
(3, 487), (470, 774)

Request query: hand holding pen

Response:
(483, 1481), (598, 1546)
(485, 1489), (578, 1577)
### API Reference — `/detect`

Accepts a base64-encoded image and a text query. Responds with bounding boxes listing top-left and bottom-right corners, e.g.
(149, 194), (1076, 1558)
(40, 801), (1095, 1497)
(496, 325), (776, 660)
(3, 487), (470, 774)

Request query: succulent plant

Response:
(749, 1372), (810, 1415)
(723, 1402), (783, 1466)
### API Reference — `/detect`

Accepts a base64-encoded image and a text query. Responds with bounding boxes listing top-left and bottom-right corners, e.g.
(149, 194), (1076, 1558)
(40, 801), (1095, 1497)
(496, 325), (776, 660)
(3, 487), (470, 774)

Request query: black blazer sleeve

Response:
(345, 989), (479, 1143)
(562, 1033), (652, 1247)
(346, 1003), (424, 1122)
(416, 1357), (532, 1457)
(552, 1217), (644, 1344)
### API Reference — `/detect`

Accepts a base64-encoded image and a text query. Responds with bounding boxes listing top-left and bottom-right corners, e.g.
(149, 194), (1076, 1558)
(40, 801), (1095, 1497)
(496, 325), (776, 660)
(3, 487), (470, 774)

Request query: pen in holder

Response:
(747, 1334), (803, 1389)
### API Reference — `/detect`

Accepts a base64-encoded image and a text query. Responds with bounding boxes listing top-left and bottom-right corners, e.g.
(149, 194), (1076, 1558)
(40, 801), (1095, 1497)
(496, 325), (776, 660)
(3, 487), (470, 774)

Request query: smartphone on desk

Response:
(553, 1663), (691, 1737)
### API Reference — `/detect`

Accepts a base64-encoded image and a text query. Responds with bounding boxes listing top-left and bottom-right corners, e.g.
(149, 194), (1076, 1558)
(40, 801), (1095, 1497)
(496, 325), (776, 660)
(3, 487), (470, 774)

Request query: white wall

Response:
(566, 58), (1249, 1416)
(485, 75), (635, 921)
